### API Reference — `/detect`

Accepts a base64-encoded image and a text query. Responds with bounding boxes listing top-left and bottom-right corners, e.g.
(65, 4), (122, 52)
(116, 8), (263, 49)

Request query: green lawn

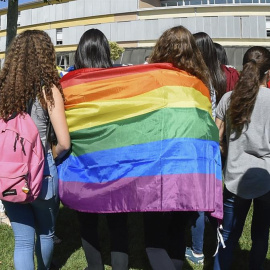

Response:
(1, 205), (270, 270)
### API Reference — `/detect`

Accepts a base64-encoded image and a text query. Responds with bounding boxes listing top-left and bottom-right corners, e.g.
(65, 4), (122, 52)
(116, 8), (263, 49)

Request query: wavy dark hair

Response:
(149, 25), (210, 89)
(193, 32), (227, 103)
(0, 30), (64, 121)
(74, 29), (112, 69)
(229, 46), (270, 132)
(214, 42), (229, 66)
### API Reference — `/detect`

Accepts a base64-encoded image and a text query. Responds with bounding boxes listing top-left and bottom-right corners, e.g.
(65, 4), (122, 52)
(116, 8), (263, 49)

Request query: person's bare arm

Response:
(45, 85), (70, 159)
(215, 117), (227, 157)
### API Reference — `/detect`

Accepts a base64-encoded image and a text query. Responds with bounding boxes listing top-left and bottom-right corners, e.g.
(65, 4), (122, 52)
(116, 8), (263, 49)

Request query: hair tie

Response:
(249, 59), (256, 64)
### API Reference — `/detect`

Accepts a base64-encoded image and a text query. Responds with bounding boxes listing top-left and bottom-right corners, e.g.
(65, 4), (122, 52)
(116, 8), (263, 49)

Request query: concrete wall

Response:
(47, 15), (267, 45)
(0, 0), (269, 65)
(114, 46), (266, 71)
(0, 12), (267, 51)
(17, 0), (138, 27)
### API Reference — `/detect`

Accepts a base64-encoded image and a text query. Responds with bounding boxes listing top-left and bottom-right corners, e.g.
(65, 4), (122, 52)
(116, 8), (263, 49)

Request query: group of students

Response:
(183, 31), (270, 270)
(0, 24), (270, 270)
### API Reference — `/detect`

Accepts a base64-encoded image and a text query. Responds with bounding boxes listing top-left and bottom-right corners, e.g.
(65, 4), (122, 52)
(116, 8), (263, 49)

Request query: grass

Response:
(1, 204), (270, 270)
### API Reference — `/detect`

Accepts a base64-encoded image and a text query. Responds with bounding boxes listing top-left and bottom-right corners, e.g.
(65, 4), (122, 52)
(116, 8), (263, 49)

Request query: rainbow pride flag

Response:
(58, 63), (223, 219)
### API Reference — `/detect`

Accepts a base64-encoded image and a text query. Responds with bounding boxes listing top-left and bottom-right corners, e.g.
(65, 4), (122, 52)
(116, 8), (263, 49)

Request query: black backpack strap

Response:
(40, 80), (57, 149)
(7, 82), (39, 122)
(6, 95), (34, 122)
(7, 111), (18, 121)
(26, 97), (34, 116)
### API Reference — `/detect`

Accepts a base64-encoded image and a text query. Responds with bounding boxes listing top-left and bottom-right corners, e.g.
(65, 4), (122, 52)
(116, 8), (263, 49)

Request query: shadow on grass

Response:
(51, 205), (82, 269)
(230, 244), (270, 270)
(197, 220), (270, 270)
(51, 207), (270, 270)
(52, 208), (153, 270)
(52, 209), (193, 270)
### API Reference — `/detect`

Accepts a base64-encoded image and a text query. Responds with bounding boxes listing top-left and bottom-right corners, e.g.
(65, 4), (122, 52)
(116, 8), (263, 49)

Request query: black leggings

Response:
(77, 212), (129, 254)
(144, 211), (189, 260)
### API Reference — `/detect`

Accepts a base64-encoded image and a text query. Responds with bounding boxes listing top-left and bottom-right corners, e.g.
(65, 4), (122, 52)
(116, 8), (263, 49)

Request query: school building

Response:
(0, 0), (269, 69)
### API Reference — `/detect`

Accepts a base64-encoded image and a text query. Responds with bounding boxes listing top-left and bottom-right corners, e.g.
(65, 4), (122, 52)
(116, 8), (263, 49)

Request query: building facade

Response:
(0, 0), (269, 69)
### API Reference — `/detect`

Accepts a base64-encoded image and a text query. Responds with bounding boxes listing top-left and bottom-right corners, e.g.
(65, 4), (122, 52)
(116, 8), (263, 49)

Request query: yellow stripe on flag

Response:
(66, 86), (211, 133)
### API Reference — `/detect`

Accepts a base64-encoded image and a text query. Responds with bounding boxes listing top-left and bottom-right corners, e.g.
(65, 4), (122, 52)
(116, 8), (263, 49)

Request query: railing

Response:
(161, 0), (270, 6)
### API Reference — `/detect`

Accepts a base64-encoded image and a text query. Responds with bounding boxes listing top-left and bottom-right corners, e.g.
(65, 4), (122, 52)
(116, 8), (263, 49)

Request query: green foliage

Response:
(109, 41), (125, 61)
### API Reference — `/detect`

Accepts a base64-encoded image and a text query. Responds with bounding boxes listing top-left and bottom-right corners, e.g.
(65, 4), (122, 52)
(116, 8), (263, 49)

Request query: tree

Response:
(1, 0), (18, 49)
(109, 41), (125, 62)
(0, 0), (60, 50)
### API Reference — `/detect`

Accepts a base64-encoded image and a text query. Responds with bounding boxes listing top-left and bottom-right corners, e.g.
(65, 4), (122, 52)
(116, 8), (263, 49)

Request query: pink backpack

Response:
(0, 113), (44, 203)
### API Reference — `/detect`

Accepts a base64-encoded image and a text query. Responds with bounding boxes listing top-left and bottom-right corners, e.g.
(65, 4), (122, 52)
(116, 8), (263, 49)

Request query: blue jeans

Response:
(191, 211), (205, 254)
(214, 187), (270, 270)
(3, 152), (59, 270)
(190, 212), (217, 254)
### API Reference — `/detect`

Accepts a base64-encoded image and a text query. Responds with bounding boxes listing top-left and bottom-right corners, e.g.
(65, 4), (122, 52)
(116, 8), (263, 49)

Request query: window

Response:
(266, 17), (270, 37)
(56, 28), (63, 45)
(57, 54), (70, 70)
(17, 11), (21, 27)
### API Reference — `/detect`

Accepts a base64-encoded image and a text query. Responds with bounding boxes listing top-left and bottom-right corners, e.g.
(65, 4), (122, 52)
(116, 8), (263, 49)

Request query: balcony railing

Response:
(161, 0), (270, 6)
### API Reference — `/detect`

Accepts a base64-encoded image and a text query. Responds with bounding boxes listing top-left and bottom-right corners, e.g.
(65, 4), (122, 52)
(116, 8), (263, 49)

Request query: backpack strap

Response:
(26, 97), (34, 116)
(7, 112), (18, 121)
(6, 81), (37, 122)
(40, 80), (57, 151)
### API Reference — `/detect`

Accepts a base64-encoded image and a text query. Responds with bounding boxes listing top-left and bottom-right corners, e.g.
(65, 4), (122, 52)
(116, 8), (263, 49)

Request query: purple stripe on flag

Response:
(59, 173), (223, 219)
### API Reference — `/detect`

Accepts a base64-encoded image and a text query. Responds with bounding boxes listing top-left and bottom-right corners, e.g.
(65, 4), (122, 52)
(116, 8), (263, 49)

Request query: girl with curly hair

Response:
(0, 30), (70, 270)
(214, 46), (270, 269)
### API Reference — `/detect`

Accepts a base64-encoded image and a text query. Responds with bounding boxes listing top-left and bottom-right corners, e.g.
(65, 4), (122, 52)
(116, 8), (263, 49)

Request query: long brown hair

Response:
(0, 30), (64, 121)
(149, 26), (210, 89)
(229, 46), (270, 132)
(193, 32), (227, 104)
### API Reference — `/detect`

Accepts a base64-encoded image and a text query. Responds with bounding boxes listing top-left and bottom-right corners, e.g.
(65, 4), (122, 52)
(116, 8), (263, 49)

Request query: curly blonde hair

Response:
(150, 26), (210, 89)
(0, 30), (64, 121)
